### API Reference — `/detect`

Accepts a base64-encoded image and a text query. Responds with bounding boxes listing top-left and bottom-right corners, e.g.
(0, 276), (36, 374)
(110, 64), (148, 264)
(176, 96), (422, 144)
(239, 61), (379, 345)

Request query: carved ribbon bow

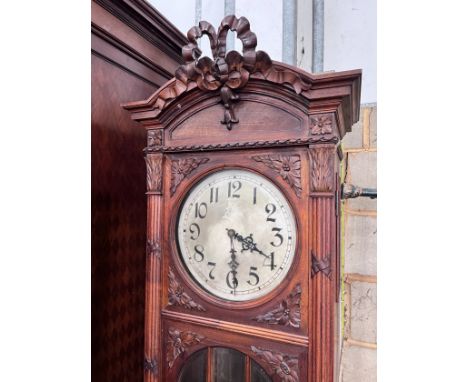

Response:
(175, 15), (273, 130)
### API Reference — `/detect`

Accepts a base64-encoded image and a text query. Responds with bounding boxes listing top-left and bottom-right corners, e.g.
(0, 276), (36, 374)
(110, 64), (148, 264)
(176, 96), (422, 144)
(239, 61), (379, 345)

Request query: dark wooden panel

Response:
(92, 54), (155, 382)
(91, 2), (186, 381)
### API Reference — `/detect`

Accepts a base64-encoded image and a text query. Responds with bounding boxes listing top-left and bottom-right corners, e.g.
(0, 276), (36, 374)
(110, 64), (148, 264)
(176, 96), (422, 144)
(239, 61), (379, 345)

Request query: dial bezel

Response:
(171, 165), (301, 308)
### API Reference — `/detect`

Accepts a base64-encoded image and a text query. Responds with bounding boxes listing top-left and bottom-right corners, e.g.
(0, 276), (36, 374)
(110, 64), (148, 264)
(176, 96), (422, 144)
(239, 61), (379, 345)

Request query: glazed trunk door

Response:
(178, 347), (272, 382)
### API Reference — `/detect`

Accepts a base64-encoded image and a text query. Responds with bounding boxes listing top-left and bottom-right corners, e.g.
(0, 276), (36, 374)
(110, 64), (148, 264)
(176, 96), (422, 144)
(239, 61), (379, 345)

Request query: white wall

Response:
(148, 0), (283, 62)
(149, 0), (376, 103)
(324, 0), (377, 104)
(149, 0), (196, 40)
(235, 0), (283, 62)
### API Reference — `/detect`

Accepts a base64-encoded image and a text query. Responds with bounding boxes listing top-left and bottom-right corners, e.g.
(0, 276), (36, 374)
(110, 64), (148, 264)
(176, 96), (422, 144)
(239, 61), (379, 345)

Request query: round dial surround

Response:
(177, 169), (297, 302)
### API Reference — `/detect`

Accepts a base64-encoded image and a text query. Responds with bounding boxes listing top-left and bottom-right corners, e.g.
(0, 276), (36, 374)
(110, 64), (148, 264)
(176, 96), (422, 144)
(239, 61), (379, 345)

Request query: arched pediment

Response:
(122, 15), (361, 152)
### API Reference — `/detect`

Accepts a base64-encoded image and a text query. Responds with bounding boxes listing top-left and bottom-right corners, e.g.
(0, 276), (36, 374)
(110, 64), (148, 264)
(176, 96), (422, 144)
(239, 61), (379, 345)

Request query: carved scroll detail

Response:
(143, 357), (158, 377)
(309, 148), (334, 192)
(168, 267), (206, 311)
(146, 239), (161, 258)
(253, 284), (301, 328)
(147, 129), (163, 150)
(145, 154), (163, 193)
(167, 328), (205, 368)
(252, 155), (302, 197)
(311, 253), (332, 279)
(310, 115), (333, 135)
(170, 157), (209, 196)
(251, 346), (299, 382)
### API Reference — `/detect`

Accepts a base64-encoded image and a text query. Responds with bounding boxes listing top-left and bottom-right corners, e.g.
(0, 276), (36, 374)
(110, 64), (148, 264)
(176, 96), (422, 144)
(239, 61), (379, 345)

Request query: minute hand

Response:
(228, 229), (269, 258)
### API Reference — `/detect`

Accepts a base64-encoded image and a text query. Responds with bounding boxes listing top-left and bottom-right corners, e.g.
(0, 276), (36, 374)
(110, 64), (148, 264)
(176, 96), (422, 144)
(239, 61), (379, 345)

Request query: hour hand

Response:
(227, 228), (269, 258)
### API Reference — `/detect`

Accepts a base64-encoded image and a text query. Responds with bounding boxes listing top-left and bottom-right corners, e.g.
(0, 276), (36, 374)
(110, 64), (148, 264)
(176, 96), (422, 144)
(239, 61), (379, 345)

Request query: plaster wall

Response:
(340, 104), (377, 382)
(149, 0), (283, 62)
(324, 0), (377, 103)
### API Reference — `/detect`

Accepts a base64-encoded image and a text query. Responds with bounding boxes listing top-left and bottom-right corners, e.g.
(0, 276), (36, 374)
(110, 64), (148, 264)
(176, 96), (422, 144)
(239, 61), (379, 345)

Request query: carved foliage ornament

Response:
(147, 129), (163, 150)
(167, 328), (205, 368)
(253, 284), (301, 328)
(146, 239), (161, 258)
(143, 357), (157, 376)
(309, 148), (334, 192)
(252, 155), (302, 197)
(311, 253), (332, 279)
(170, 157), (209, 196)
(145, 154), (163, 193)
(310, 115), (333, 135)
(168, 267), (206, 311)
(251, 346), (299, 382)
(175, 15), (311, 130)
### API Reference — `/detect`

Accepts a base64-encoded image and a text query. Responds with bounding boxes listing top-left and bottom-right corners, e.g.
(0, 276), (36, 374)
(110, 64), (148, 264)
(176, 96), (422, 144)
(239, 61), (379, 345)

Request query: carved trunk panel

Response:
(166, 328), (205, 368)
(251, 346), (300, 382)
(253, 284), (302, 328)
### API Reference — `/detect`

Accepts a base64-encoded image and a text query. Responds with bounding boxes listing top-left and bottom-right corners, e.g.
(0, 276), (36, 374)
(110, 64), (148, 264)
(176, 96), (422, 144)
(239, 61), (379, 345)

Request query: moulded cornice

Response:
(122, 15), (361, 140)
(122, 67), (361, 131)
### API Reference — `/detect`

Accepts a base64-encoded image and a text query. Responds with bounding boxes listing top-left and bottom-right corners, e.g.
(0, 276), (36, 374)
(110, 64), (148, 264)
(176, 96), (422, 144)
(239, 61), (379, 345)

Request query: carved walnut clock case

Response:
(123, 16), (361, 382)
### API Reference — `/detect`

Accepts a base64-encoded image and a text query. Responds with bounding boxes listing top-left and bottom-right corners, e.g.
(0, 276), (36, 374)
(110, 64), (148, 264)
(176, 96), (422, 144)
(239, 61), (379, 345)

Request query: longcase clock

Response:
(123, 15), (361, 382)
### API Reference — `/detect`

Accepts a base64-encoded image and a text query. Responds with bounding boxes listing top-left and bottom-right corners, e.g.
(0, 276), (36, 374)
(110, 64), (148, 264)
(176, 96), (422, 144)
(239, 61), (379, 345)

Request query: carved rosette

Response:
(147, 129), (163, 150)
(168, 267), (206, 311)
(145, 154), (163, 193)
(167, 328), (205, 368)
(170, 157), (209, 196)
(309, 148), (334, 192)
(251, 346), (299, 382)
(143, 357), (158, 377)
(252, 155), (302, 197)
(253, 284), (301, 328)
(311, 253), (332, 279)
(146, 239), (161, 258)
(310, 115), (333, 135)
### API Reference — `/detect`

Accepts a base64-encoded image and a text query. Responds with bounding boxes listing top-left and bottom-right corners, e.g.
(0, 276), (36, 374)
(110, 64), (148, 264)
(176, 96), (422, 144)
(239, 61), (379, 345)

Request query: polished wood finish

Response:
(91, 1), (186, 381)
(123, 16), (361, 382)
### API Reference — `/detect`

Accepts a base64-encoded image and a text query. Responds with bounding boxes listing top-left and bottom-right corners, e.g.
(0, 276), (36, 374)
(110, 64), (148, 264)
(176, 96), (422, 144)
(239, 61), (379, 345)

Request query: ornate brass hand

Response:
(226, 229), (239, 290)
(226, 228), (269, 259)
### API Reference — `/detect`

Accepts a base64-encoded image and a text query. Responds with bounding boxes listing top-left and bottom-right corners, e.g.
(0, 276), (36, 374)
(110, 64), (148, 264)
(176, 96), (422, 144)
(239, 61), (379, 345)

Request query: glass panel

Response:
(251, 359), (272, 382)
(212, 347), (245, 382)
(178, 348), (207, 382)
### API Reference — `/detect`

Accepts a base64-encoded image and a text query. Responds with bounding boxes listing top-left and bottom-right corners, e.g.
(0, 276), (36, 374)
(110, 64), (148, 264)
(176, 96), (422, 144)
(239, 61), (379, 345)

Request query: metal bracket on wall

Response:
(341, 183), (377, 199)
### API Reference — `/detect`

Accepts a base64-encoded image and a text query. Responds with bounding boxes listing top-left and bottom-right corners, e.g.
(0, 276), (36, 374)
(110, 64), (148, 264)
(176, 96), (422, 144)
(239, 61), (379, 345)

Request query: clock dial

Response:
(177, 169), (297, 302)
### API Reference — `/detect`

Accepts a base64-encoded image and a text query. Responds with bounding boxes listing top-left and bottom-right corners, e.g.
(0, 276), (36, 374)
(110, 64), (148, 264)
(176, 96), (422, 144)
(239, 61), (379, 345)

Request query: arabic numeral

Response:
(207, 262), (216, 279)
(270, 227), (284, 247)
(226, 271), (238, 289)
(194, 202), (207, 219)
(189, 223), (200, 240)
(265, 203), (277, 222)
(247, 266), (259, 286)
(210, 187), (219, 203)
(193, 244), (205, 262)
(228, 180), (242, 198)
(263, 252), (277, 271)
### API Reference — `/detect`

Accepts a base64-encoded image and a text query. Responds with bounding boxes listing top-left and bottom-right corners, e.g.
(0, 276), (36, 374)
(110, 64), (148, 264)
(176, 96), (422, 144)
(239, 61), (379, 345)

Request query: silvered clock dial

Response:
(177, 169), (297, 302)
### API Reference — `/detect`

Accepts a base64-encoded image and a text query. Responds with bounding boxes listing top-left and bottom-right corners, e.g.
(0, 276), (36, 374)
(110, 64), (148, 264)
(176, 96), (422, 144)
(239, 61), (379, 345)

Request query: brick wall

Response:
(339, 104), (377, 382)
